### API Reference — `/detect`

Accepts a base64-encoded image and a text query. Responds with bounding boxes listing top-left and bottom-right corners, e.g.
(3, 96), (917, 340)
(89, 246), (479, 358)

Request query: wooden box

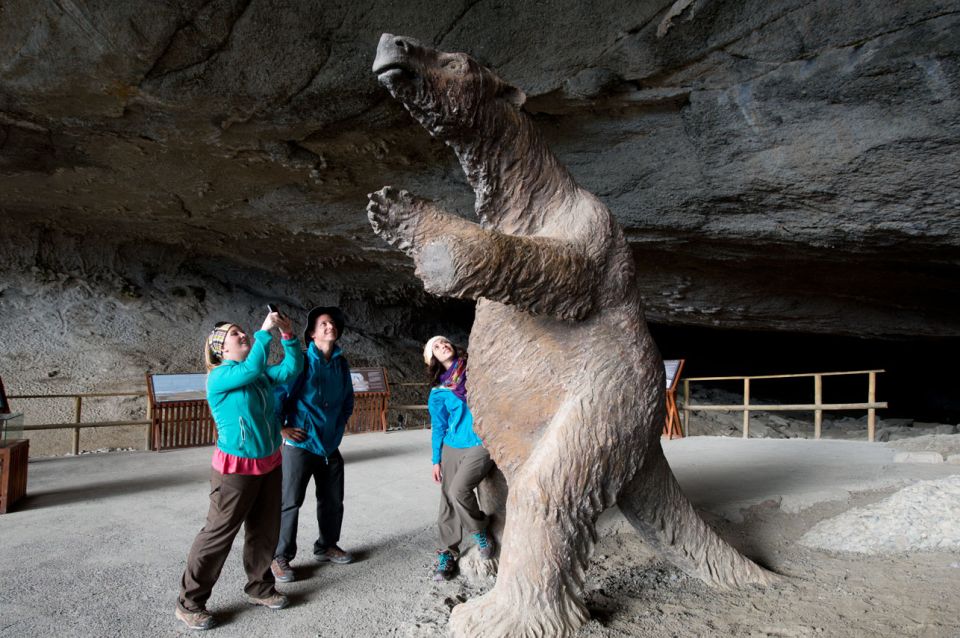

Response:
(0, 439), (29, 514)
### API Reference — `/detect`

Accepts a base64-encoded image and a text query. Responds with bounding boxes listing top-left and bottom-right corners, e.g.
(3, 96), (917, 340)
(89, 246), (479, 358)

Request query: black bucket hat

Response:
(304, 306), (346, 343)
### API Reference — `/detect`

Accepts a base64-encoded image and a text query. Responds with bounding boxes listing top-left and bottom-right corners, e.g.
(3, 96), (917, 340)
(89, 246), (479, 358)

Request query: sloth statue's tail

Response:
(617, 441), (778, 588)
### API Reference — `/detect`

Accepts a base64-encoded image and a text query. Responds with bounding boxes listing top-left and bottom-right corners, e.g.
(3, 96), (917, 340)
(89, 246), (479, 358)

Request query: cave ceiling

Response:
(1, 0), (958, 337)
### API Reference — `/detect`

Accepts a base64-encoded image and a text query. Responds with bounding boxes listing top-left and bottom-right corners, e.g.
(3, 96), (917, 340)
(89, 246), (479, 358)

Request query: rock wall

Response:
(1, 0), (958, 427)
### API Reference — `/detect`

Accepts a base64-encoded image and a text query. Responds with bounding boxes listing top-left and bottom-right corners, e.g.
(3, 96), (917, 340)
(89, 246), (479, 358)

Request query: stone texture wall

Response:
(1, 0), (958, 408)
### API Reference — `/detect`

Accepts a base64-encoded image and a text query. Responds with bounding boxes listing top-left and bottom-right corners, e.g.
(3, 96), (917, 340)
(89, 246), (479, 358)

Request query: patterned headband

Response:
(208, 323), (235, 359)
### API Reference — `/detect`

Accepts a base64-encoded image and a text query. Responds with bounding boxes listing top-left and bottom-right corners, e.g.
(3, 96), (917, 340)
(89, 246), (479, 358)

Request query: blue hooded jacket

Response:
(275, 342), (354, 457)
(428, 386), (483, 465)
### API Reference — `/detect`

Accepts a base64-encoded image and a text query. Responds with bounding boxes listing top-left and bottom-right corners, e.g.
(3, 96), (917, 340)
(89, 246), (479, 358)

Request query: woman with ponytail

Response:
(175, 310), (302, 631)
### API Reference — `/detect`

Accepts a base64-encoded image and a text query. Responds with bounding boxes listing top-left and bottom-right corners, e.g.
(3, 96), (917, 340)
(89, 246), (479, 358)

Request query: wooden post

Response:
(814, 374), (823, 440)
(867, 371), (876, 442)
(742, 378), (750, 439)
(683, 379), (690, 436)
(72, 396), (82, 455)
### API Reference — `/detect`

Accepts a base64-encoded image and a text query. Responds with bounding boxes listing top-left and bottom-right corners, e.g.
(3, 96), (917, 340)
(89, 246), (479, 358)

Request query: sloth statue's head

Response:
(372, 33), (527, 142)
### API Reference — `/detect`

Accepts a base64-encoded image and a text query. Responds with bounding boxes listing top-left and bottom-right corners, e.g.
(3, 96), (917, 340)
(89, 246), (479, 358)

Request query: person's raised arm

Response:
(265, 321), (303, 386)
(208, 312), (282, 394)
(207, 331), (271, 393)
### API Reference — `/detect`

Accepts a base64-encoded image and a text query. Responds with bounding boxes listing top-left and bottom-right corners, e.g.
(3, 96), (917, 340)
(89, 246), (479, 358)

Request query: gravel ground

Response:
(800, 475), (960, 554)
(2, 433), (960, 637)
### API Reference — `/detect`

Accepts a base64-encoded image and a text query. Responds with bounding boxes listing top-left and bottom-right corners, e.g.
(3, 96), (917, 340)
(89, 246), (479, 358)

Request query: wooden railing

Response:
(682, 370), (888, 441)
(8, 372), (886, 451)
(5, 392), (150, 454)
(390, 382), (431, 412)
(6, 381), (404, 453)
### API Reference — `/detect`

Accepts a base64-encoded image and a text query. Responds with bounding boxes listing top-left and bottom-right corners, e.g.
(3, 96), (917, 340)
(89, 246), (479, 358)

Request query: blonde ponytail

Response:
(204, 338), (222, 371)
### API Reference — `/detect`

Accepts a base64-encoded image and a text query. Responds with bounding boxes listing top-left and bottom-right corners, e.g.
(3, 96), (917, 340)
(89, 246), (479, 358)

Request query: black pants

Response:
(275, 445), (344, 560)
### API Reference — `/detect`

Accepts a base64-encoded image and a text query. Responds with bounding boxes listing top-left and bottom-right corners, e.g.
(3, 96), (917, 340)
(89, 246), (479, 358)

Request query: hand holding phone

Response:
(265, 304), (293, 335)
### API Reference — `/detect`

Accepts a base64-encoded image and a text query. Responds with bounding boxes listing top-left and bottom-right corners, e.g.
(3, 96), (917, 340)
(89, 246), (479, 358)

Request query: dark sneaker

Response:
(248, 592), (289, 609)
(433, 550), (457, 582)
(472, 528), (495, 560)
(315, 545), (354, 564)
(271, 557), (295, 583)
(175, 606), (215, 630)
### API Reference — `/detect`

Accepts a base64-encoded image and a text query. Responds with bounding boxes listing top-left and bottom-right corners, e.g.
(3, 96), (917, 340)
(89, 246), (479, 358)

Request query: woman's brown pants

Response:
(178, 466), (281, 612)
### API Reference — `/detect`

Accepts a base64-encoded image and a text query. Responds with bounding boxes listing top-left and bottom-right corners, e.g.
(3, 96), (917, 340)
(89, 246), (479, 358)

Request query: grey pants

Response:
(438, 444), (493, 555)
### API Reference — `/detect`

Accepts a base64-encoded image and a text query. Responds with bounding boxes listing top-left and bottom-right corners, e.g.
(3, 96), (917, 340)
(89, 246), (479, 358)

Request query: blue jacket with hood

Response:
(428, 386), (483, 465)
(275, 342), (355, 458)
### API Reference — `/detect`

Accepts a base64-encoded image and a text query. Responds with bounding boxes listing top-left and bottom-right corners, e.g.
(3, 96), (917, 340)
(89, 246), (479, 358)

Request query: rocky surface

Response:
(2, 0), (958, 336)
(800, 475), (960, 553)
(1, 1), (959, 439)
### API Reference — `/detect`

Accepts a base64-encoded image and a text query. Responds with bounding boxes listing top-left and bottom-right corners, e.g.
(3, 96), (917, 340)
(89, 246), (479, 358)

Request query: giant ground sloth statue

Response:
(367, 33), (774, 637)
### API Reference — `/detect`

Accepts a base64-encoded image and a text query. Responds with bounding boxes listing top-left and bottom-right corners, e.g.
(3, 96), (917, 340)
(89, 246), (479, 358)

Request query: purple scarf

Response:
(439, 357), (467, 401)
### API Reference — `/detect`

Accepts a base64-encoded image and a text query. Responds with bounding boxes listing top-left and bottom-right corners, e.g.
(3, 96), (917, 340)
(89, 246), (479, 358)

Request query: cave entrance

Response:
(649, 324), (960, 424)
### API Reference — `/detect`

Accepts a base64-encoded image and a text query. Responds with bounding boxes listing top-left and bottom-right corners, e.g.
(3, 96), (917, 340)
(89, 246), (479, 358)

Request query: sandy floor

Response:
(1, 432), (958, 637)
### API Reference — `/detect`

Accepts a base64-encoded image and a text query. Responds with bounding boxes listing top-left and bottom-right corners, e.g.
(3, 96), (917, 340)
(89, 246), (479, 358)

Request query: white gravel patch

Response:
(893, 451), (944, 464)
(800, 475), (960, 554)
(888, 433), (960, 457)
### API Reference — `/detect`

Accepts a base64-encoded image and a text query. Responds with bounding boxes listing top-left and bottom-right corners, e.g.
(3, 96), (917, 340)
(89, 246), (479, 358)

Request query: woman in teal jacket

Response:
(424, 335), (495, 582)
(176, 310), (303, 631)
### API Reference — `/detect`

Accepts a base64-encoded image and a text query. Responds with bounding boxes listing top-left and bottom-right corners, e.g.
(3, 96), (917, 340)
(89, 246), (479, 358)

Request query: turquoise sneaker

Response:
(433, 550), (457, 581)
(472, 528), (495, 559)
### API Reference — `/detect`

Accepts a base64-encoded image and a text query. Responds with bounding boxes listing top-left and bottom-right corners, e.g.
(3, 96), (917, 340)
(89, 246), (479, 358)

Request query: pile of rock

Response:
(800, 475), (960, 554)
(888, 434), (960, 465)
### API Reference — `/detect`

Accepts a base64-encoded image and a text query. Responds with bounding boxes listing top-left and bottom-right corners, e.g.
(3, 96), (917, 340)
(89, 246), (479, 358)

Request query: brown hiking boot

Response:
(314, 545), (354, 564)
(271, 557), (295, 582)
(248, 592), (289, 609)
(175, 606), (215, 631)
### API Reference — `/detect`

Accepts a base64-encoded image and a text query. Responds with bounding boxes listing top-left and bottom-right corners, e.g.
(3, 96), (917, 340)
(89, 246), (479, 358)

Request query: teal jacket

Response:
(207, 330), (303, 459)
(275, 342), (354, 458)
(428, 387), (483, 465)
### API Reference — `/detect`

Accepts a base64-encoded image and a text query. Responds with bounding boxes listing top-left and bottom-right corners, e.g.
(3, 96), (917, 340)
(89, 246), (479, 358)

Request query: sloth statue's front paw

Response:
(366, 186), (426, 253)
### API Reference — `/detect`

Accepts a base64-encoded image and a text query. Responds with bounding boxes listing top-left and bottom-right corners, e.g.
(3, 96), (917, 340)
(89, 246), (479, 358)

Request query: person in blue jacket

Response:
(271, 306), (355, 583)
(424, 335), (495, 582)
(176, 310), (302, 631)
